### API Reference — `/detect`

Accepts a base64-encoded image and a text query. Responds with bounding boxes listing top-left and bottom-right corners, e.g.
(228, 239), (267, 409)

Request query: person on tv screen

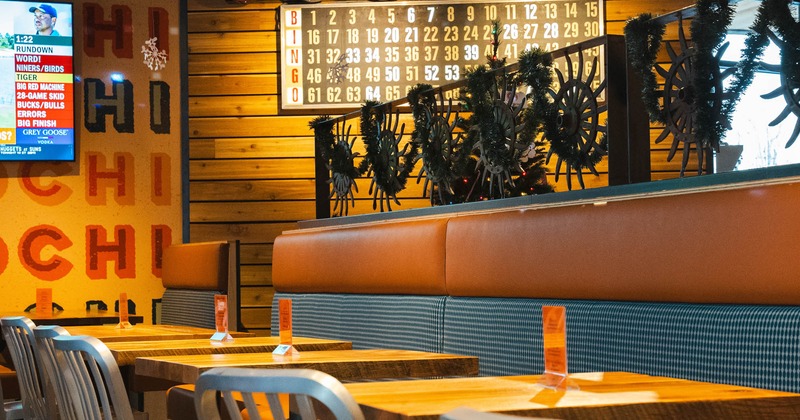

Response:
(30, 4), (59, 36)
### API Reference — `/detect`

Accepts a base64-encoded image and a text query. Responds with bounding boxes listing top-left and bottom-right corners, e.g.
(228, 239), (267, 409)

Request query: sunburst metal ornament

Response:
(653, 16), (736, 175)
(473, 80), (527, 198)
(328, 121), (360, 216)
(367, 106), (410, 212)
(761, 29), (800, 149)
(546, 51), (607, 190)
(414, 91), (461, 204)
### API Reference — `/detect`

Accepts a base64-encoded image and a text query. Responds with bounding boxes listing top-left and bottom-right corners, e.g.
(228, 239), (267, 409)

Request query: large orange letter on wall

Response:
(86, 225), (135, 279)
(0, 237), (8, 276)
(19, 225), (74, 281)
(19, 162), (74, 205)
(86, 152), (135, 206)
(151, 225), (172, 277)
(83, 3), (133, 58)
(0, 165), (7, 200)
(151, 153), (171, 205)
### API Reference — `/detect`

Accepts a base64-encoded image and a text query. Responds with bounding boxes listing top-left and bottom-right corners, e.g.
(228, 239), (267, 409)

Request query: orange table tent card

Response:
(273, 298), (297, 356)
(116, 292), (133, 329)
(540, 305), (577, 390)
(210, 294), (234, 342)
(36, 288), (53, 317)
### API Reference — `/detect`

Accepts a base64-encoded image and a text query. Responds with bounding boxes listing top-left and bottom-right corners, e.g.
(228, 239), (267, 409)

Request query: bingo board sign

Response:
(280, 0), (604, 109)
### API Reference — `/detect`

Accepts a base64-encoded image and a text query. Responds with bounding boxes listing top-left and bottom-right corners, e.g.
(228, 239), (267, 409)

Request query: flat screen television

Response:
(0, 1), (74, 161)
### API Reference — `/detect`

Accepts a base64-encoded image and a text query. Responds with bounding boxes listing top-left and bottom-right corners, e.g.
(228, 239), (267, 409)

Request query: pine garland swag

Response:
(310, 116), (362, 216)
(623, 13), (666, 124)
(359, 102), (419, 210)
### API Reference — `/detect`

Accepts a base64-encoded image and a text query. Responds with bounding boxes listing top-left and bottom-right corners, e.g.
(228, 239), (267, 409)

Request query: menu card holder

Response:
(36, 288), (53, 318)
(116, 292), (134, 329)
(210, 295), (234, 342)
(273, 299), (297, 356)
(539, 306), (578, 391)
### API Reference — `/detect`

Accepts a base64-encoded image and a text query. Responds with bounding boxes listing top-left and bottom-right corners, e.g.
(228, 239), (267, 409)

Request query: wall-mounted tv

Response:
(0, 1), (74, 161)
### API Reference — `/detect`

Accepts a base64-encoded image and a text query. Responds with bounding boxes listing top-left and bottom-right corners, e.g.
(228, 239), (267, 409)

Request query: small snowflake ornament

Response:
(142, 37), (168, 71)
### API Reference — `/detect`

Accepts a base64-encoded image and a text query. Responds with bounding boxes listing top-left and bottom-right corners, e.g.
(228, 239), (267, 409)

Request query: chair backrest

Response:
(32, 325), (75, 420)
(0, 316), (48, 419)
(194, 368), (365, 420)
(50, 335), (134, 420)
(160, 240), (240, 330)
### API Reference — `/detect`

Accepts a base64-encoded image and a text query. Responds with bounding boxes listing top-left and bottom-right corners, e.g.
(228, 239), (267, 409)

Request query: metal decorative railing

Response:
(312, 34), (649, 218)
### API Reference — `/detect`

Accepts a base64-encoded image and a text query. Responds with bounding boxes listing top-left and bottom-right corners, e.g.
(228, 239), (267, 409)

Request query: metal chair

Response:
(32, 326), (74, 420)
(0, 368), (23, 420)
(193, 368), (365, 420)
(0, 316), (48, 419)
(50, 335), (134, 420)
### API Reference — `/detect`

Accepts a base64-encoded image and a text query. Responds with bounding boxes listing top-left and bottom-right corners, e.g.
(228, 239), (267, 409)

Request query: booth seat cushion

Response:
(162, 241), (230, 290)
(444, 182), (800, 305)
(272, 218), (448, 295)
(161, 288), (221, 329)
(443, 297), (800, 392)
(272, 293), (446, 353)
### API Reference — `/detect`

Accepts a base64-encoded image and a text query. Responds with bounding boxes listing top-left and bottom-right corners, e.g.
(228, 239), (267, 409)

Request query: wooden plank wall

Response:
(186, 0), (696, 336)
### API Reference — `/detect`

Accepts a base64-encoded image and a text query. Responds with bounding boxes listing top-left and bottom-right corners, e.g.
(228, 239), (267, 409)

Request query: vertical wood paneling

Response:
(187, 0), (697, 335)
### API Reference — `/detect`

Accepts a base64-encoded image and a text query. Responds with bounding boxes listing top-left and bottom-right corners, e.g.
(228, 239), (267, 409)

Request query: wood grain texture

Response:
(345, 371), (800, 419)
(189, 158), (315, 180)
(63, 324), (254, 343)
(106, 336), (351, 366)
(190, 138), (314, 159)
(135, 349), (479, 385)
(189, 95), (279, 117)
(188, 10), (277, 32)
(189, 223), (294, 243)
(188, 32), (278, 54)
(189, 201), (316, 222)
(190, 180), (315, 201)
(188, 75), (279, 96)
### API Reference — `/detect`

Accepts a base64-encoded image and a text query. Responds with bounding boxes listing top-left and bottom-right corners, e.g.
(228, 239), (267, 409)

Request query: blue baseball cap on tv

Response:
(29, 4), (57, 17)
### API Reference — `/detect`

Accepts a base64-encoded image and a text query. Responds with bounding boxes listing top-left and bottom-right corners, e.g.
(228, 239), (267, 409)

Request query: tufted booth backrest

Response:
(273, 218), (449, 295)
(444, 181), (800, 305)
(160, 241), (239, 330)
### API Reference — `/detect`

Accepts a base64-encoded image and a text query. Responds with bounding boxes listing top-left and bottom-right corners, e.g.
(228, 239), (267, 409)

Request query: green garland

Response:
(690, 0), (734, 151)
(516, 48), (557, 193)
(407, 83), (460, 201)
(625, 1), (735, 153)
(312, 114), (361, 181)
(624, 13), (666, 123)
(310, 115), (362, 215)
(724, 0), (800, 124)
(517, 48), (558, 154)
(359, 102), (419, 207)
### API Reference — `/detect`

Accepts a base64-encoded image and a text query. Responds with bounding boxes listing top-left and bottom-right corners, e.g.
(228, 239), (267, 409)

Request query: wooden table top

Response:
(64, 324), (254, 342)
(135, 349), (479, 385)
(344, 371), (800, 419)
(0, 310), (143, 326)
(106, 336), (352, 366)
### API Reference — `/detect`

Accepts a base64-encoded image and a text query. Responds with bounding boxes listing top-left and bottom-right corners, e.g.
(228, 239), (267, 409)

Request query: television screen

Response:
(0, 1), (74, 161)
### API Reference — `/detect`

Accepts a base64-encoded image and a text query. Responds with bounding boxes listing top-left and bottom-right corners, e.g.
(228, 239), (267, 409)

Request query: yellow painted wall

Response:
(0, 0), (183, 321)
